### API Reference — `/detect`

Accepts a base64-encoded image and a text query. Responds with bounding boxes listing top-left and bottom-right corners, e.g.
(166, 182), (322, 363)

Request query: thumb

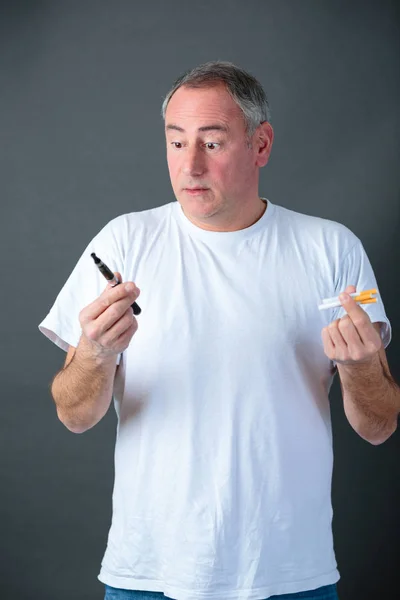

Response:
(344, 284), (357, 295)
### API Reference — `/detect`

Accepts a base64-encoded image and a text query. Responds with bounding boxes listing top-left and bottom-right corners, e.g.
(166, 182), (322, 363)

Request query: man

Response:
(39, 61), (399, 600)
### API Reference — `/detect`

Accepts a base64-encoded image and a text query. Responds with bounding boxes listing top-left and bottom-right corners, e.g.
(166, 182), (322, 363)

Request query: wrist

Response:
(337, 351), (381, 379)
(77, 334), (119, 366)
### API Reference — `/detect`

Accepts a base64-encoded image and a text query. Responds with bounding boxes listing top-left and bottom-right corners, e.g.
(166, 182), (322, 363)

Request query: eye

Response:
(205, 142), (220, 150)
(170, 142), (183, 149)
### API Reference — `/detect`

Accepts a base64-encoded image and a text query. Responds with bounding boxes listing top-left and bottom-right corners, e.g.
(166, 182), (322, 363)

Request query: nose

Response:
(182, 146), (206, 177)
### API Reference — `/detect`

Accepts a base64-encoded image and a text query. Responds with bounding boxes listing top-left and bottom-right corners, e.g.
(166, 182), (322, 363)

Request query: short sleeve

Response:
(332, 238), (392, 348)
(38, 217), (126, 362)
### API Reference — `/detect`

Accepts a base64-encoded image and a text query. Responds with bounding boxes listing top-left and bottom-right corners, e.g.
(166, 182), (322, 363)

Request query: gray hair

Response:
(161, 61), (271, 137)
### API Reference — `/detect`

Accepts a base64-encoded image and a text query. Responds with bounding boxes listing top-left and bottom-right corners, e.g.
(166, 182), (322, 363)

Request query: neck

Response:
(184, 197), (267, 232)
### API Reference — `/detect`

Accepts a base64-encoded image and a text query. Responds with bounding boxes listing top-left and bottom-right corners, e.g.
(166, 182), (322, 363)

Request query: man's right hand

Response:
(79, 272), (141, 358)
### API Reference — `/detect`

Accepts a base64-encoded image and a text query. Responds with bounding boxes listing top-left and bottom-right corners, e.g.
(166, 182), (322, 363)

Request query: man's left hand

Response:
(321, 285), (382, 365)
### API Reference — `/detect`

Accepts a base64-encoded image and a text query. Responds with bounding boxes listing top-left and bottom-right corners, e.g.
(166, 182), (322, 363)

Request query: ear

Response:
(254, 122), (274, 168)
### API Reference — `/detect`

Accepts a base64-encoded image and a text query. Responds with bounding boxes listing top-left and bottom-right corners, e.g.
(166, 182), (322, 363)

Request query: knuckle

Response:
(339, 316), (351, 330)
(129, 289), (140, 302)
(122, 311), (133, 327)
(353, 315), (367, 328)
(78, 308), (87, 325)
(351, 351), (364, 362)
(108, 305), (121, 321)
(100, 294), (112, 309)
(125, 316), (137, 334)
(367, 341), (380, 354)
(84, 323), (97, 341)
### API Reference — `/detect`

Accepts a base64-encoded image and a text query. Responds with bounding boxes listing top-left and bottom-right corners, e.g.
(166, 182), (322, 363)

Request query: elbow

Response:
(65, 423), (89, 435)
(56, 408), (91, 434)
(345, 402), (398, 446)
(366, 436), (392, 446)
(367, 429), (397, 446)
(359, 421), (397, 446)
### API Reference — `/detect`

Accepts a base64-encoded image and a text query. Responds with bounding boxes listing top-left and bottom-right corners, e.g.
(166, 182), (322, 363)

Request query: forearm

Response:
(51, 337), (117, 434)
(338, 352), (400, 444)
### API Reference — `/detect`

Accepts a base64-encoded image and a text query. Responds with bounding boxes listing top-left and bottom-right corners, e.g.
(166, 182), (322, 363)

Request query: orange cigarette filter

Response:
(359, 298), (377, 304)
(354, 288), (377, 302)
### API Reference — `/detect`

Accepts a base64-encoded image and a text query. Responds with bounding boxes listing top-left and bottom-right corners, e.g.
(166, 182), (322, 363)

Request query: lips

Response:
(184, 188), (209, 195)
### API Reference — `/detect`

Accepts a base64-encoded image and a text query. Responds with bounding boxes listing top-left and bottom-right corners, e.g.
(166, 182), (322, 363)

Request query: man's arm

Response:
(51, 339), (119, 434)
(51, 276), (140, 434)
(337, 329), (399, 445)
(322, 286), (399, 445)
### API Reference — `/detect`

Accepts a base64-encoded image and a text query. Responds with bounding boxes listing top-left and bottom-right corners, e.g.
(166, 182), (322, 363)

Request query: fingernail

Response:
(125, 283), (134, 292)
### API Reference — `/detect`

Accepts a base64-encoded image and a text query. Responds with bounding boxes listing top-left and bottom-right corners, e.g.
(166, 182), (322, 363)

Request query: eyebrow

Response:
(166, 124), (229, 133)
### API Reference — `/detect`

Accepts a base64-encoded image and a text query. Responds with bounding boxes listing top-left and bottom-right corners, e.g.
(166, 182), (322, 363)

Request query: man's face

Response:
(165, 84), (272, 229)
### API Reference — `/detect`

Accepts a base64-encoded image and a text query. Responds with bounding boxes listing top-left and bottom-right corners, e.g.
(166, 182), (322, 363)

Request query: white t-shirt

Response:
(39, 199), (391, 600)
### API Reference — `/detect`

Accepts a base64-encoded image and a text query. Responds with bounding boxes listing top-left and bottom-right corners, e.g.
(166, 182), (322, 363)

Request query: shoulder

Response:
(272, 202), (361, 256)
(90, 202), (175, 273)
(93, 202), (175, 251)
(101, 202), (174, 235)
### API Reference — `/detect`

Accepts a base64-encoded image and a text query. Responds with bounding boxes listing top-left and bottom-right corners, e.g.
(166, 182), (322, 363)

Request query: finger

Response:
(338, 293), (375, 346)
(114, 319), (138, 347)
(83, 296), (137, 342)
(339, 291), (367, 318)
(100, 307), (138, 346)
(343, 284), (356, 295)
(338, 314), (364, 351)
(327, 319), (348, 357)
(99, 279), (139, 307)
(94, 294), (138, 335)
(321, 326), (335, 360)
(81, 282), (139, 323)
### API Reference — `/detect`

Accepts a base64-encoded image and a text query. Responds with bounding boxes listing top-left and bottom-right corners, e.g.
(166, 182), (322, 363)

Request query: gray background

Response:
(1, 1), (399, 598)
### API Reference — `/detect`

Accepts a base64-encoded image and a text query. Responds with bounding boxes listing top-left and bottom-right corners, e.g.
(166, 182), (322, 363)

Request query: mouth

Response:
(184, 187), (209, 195)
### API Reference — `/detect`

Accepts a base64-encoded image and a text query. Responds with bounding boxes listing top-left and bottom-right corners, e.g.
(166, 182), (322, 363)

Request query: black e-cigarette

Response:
(91, 253), (141, 316)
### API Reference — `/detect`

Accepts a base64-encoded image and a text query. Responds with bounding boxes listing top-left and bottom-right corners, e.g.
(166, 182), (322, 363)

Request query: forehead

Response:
(165, 84), (245, 131)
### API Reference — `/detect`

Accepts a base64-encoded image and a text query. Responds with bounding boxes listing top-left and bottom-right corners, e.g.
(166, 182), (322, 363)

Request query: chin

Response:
(179, 197), (220, 219)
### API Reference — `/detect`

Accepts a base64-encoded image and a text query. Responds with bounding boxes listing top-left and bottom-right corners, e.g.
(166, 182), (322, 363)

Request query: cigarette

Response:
(322, 288), (377, 304)
(319, 288), (378, 311)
